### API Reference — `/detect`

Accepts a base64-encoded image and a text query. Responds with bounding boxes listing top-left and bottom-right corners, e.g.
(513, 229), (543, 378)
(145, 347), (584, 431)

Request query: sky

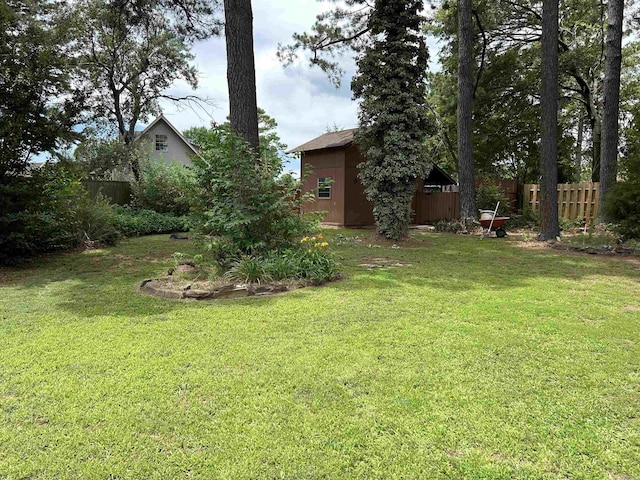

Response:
(156, 1), (442, 175)
(156, 1), (355, 174)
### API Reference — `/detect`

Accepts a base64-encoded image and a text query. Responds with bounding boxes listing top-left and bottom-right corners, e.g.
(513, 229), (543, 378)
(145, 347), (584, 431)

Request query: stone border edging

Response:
(139, 278), (291, 300)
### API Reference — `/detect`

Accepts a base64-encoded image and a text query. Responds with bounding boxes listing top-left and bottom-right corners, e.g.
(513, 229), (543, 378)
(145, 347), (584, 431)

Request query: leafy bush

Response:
(559, 216), (585, 232)
(73, 134), (144, 180)
(131, 160), (195, 216)
(567, 223), (620, 248)
(77, 194), (120, 246)
(191, 125), (321, 268)
(112, 207), (192, 237)
(434, 220), (465, 233)
(0, 165), (121, 263)
(603, 181), (640, 239)
(225, 256), (271, 284)
(476, 184), (511, 216)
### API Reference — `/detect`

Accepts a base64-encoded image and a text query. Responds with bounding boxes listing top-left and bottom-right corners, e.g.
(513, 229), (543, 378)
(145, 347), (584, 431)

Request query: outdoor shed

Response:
(289, 129), (457, 226)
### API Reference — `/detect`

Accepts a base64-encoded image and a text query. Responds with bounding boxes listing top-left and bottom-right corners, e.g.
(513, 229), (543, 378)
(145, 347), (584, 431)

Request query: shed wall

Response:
(301, 149), (346, 225)
(344, 145), (375, 226)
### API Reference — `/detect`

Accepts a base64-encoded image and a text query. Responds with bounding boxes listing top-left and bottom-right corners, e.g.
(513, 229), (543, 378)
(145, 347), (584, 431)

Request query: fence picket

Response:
(524, 182), (598, 220)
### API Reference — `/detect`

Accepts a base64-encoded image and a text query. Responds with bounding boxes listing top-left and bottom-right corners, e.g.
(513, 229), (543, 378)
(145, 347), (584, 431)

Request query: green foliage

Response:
(0, 0), (82, 178)
(277, 2), (371, 87)
(475, 185), (511, 216)
(74, 0), (221, 169)
(77, 193), (121, 246)
(184, 108), (293, 173)
(72, 130), (145, 180)
(567, 223), (621, 247)
(191, 125), (320, 268)
(434, 220), (465, 234)
(131, 160), (195, 216)
(112, 207), (192, 238)
(225, 243), (339, 286)
(425, 0), (640, 185)
(0, 164), (117, 263)
(352, 0), (431, 240)
(603, 181), (640, 239)
(225, 256), (271, 284)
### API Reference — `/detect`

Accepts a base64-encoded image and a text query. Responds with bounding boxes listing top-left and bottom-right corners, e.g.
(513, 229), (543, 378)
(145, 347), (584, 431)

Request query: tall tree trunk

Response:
(591, 114), (602, 181)
(598, 0), (624, 222)
(575, 113), (583, 182)
(224, 0), (259, 151)
(539, 0), (559, 240)
(458, 0), (476, 220)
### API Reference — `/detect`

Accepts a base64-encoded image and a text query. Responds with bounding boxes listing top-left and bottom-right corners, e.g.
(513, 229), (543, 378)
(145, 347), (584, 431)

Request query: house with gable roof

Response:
(134, 114), (200, 166)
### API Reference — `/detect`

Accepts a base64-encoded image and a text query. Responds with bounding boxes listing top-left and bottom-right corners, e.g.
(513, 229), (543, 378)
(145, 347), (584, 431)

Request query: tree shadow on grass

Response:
(335, 233), (640, 296)
(1, 233), (639, 321)
(0, 236), (206, 318)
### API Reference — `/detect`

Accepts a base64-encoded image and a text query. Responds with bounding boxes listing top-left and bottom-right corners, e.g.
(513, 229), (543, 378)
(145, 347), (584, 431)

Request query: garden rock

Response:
(139, 278), (293, 301)
(174, 262), (197, 274)
(169, 233), (189, 240)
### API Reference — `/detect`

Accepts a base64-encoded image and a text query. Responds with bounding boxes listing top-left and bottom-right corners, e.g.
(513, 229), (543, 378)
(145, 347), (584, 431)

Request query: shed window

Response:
(317, 177), (332, 199)
(155, 134), (168, 151)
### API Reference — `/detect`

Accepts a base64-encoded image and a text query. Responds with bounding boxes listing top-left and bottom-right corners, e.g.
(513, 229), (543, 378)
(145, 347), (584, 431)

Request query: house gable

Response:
(134, 115), (200, 166)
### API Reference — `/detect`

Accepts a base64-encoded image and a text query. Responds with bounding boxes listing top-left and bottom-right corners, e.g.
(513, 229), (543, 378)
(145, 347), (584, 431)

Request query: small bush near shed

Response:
(475, 184), (511, 216)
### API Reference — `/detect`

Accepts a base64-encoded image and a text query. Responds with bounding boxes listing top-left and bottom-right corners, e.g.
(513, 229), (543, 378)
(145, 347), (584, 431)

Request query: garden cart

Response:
(479, 202), (510, 238)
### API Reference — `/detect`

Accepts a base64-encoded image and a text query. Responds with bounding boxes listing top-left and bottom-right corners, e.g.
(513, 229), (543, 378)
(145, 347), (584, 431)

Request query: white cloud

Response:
(157, 1), (357, 165)
(157, 1), (442, 175)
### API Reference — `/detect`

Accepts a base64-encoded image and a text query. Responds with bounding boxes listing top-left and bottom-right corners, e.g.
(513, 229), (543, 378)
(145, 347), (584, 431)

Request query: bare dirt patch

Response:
(359, 257), (413, 270)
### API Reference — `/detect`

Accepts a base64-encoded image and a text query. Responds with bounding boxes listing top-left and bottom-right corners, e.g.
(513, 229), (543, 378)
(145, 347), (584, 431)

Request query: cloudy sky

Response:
(157, 1), (441, 174)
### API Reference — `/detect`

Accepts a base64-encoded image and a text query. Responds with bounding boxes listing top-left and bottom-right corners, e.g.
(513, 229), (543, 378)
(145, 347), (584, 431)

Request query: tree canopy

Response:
(0, 0), (83, 179)
(74, 0), (221, 178)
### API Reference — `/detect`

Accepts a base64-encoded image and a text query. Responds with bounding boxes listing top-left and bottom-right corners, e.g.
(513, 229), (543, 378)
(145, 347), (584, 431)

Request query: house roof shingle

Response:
(287, 128), (358, 153)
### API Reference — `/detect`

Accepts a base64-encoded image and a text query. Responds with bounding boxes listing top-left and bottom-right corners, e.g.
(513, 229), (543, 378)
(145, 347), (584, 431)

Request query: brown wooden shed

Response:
(289, 129), (457, 226)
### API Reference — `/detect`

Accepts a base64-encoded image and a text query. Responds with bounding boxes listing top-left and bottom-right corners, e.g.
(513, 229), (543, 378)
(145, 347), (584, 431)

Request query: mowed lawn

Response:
(1, 230), (639, 479)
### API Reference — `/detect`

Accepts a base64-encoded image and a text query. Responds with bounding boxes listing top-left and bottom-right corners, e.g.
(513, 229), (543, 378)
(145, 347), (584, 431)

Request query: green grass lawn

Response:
(1, 230), (639, 479)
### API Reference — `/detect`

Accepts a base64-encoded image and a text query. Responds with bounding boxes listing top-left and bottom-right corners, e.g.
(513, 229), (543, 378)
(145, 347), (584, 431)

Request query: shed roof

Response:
(290, 128), (457, 185)
(288, 128), (358, 153)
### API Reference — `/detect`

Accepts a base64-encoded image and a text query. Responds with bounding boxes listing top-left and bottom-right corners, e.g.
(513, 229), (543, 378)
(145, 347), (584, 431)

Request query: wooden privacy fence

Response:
(524, 182), (599, 220)
(413, 191), (460, 223)
(82, 180), (132, 206)
(476, 178), (519, 212)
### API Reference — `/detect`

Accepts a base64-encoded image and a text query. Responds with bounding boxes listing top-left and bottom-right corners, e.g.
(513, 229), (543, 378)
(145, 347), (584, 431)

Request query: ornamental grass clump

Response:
(223, 236), (339, 286)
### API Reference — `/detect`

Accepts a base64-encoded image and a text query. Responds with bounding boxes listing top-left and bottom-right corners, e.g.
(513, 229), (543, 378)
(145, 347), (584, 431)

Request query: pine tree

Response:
(457, 0), (476, 221)
(598, 0), (624, 222)
(539, 0), (560, 240)
(351, 0), (429, 240)
(223, 0), (259, 150)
